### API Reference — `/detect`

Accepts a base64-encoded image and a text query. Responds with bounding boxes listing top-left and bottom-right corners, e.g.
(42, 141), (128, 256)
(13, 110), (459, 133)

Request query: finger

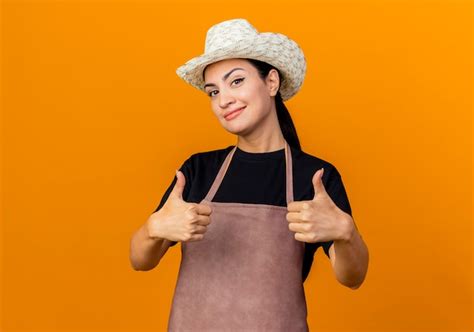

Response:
(186, 203), (200, 215)
(188, 233), (204, 242)
(196, 203), (212, 216)
(287, 200), (312, 212)
(288, 222), (308, 233)
(194, 215), (211, 226)
(312, 167), (328, 200)
(170, 170), (186, 200)
(286, 212), (304, 223)
(192, 225), (208, 235)
(294, 232), (310, 243)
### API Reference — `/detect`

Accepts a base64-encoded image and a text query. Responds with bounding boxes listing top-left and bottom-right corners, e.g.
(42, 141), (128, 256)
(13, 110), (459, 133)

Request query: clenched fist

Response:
(147, 170), (212, 242)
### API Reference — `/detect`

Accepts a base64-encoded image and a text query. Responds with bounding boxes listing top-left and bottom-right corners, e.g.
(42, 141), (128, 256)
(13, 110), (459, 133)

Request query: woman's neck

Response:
(235, 101), (286, 153)
(236, 131), (285, 153)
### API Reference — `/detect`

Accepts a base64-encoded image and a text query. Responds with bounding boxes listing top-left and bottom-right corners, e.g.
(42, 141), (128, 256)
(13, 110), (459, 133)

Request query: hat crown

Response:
(205, 19), (258, 53)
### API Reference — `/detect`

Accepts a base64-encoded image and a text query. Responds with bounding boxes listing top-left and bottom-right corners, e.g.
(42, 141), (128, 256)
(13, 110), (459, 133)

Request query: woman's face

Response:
(203, 58), (279, 136)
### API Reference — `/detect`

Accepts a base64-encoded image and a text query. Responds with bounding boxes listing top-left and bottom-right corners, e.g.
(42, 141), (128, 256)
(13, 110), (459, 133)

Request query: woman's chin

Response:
(224, 124), (254, 137)
(223, 127), (244, 136)
(220, 115), (255, 136)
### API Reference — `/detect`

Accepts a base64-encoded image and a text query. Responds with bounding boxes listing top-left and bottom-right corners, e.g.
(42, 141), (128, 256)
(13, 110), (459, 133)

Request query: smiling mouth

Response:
(224, 106), (246, 119)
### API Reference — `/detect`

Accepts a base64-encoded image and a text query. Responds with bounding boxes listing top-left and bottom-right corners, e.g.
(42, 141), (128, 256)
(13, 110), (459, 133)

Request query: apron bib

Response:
(168, 140), (308, 331)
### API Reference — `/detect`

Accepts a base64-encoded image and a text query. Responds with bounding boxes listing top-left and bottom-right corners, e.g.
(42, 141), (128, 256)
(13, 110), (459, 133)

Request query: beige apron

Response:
(168, 140), (308, 331)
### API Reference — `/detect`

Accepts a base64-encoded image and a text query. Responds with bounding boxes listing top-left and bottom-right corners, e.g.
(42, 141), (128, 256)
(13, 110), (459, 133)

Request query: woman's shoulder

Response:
(292, 146), (335, 168)
(291, 146), (343, 180)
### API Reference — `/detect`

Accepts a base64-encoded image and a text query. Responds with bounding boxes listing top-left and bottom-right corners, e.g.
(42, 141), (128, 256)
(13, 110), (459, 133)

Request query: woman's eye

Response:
(232, 78), (244, 85)
(207, 78), (244, 97)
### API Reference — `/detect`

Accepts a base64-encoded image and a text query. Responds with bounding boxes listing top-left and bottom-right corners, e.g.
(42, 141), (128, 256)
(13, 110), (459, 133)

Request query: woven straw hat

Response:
(176, 18), (307, 101)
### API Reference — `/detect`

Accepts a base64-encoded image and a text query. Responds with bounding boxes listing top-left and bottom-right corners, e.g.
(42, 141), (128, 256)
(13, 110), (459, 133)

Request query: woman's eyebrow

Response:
(204, 68), (245, 89)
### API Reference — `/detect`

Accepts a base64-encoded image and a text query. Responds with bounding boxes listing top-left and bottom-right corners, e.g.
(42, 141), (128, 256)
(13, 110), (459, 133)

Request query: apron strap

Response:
(285, 140), (294, 204)
(203, 140), (294, 205)
(203, 144), (237, 202)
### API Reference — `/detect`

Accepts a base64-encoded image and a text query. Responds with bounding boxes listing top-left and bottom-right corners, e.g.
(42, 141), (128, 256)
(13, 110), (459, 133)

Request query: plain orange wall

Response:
(1, 0), (472, 331)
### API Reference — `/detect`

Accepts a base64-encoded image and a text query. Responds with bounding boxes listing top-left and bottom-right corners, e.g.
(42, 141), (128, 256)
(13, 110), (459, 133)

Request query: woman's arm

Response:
(329, 216), (369, 289)
(129, 214), (173, 271)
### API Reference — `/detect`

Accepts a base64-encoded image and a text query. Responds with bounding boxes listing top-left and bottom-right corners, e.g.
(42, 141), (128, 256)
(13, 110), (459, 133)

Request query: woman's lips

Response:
(224, 106), (246, 121)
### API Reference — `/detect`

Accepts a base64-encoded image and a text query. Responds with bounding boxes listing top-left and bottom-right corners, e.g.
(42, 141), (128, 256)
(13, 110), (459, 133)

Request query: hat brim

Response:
(176, 33), (306, 101)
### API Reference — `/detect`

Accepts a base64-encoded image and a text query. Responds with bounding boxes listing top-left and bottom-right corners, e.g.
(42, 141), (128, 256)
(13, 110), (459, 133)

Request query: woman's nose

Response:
(218, 90), (236, 109)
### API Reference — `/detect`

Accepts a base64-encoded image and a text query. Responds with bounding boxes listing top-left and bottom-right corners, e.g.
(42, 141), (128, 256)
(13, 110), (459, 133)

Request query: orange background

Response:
(1, 0), (472, 331)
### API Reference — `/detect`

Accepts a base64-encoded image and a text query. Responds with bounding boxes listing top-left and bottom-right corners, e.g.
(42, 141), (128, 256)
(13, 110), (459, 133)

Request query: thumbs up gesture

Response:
(286, 168), (351, 243)
(147, 170), (212, 242)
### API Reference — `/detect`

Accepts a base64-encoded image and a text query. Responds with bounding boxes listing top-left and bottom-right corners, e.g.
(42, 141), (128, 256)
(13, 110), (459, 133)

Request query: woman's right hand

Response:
(147, 170), (212, 243)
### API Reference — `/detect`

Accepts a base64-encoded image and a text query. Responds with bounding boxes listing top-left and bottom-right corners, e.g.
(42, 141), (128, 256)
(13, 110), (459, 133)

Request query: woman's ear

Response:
(267, 69), (280, 97)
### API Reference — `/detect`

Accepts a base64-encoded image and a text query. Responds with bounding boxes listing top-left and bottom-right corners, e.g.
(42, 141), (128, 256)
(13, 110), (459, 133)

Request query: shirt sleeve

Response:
(151, 156), (193, 247)
(319, 165), (353, 258)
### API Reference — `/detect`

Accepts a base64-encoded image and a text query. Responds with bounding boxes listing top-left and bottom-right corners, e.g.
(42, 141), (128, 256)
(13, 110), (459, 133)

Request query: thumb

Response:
(312, 167), (326, 200)
(170, 170), (186, 200)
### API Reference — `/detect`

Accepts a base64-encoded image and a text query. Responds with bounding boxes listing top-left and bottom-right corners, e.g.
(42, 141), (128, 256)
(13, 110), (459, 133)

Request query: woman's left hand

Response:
(286, 168), (353, 243)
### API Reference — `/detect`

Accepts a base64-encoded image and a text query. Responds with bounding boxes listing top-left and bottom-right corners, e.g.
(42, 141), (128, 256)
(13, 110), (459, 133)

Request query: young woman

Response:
(130, 18), (369, 331)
